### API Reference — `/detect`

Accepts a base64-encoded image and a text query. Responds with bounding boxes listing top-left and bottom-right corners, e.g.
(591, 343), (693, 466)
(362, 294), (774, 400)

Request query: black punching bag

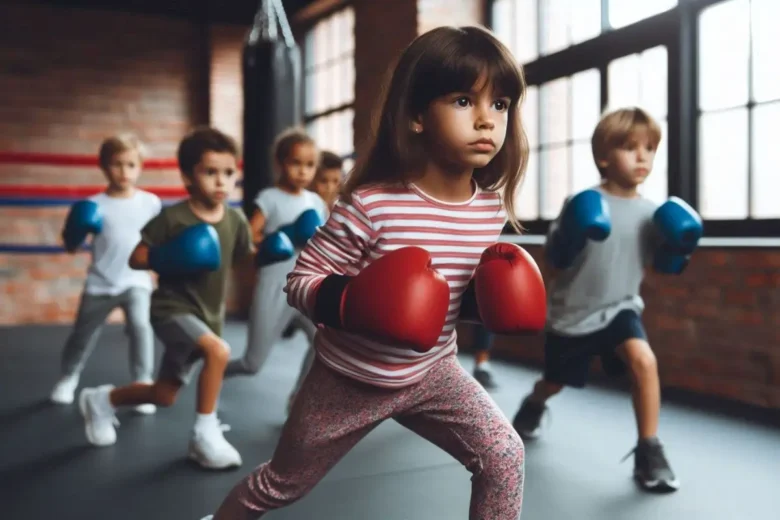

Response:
(242, 0), (302, 217)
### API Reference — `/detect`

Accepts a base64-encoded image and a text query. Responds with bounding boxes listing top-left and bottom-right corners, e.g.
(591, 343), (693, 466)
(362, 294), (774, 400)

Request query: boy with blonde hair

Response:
(51, 134), (161, 415)
(511, 107), (703, 492)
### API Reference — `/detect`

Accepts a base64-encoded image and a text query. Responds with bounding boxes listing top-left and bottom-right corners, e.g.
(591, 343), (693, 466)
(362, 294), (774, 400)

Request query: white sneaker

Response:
(188, 421), (242, 470)
(200, 516), (213, 520)
(134, 403), (157, 415)
(50, 374), (79, 404)
(132, 380), (157, 415)
(79, 385), (119, 446)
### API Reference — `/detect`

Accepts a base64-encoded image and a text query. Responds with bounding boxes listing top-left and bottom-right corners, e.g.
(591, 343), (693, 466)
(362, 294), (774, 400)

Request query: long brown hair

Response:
(343, 25), (529, 231)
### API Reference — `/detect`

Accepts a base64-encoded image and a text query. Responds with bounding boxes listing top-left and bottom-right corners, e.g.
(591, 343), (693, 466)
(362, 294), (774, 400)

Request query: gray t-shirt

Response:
(545, 186), (659, 336)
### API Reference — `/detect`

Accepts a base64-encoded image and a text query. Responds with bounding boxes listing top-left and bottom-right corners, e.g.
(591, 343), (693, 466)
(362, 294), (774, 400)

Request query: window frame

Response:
(299, 3), (356, 162)
(490, 0), (779, 238)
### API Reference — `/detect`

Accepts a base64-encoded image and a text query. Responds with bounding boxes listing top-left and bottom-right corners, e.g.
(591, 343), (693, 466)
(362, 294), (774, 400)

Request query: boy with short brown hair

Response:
(78, 127), (254, 470)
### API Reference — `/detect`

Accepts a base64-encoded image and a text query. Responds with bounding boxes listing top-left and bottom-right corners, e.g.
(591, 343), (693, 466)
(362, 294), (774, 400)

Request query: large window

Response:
(303, 7), (355, 169)
(494, 0), (777, 236)
(517, 69), (602, 221)
(697, 0), (780, 219)
(492, 0), (677, 61)
(498, 0), (671, 222)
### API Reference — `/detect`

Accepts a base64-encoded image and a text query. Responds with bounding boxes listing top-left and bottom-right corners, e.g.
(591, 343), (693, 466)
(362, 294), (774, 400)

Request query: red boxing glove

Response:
(314, 247), (451, 352)
(468, 243), (547, 333)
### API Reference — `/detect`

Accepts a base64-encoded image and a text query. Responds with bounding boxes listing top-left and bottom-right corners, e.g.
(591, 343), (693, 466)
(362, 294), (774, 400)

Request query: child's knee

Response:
(479, 428), (525, 484)
(151, 382), (179, 407)
(625, 341), (657, 378)
(199, 335), (231, 365)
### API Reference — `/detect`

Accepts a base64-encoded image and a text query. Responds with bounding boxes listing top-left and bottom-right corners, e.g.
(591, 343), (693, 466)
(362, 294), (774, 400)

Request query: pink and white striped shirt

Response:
(285, 182), (507, 389)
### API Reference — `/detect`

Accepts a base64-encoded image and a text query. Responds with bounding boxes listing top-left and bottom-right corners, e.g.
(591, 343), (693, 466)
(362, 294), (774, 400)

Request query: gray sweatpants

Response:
(60, 287), (154, 382)
(225, 260), (316, 395)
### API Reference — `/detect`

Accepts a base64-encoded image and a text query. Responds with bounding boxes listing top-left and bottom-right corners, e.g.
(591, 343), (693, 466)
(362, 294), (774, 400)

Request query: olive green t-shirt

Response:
(141, 201), (252, 336)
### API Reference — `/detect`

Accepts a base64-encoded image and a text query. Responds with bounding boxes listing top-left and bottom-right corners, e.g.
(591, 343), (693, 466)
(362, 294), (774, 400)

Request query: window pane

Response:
(515, 151), (539, 220)
(492, 0), (513, 51)
(639, 46), (667, 118)
(698, 108), (749, 219)
(344, 8), (355, 53)
(608, 46), (667, 120)
(699, 0), (750, 111)
(540, 144), (571, 219)
(751, 101), (780, 218)
(513, 0), (539, 64)
(332, 61), (344, 109)
(321, 64), (335, 112)
(540, 0), (569, 55)
(305, 71), (316, 115)
(522, 86), (539, 147)
(571, 140), (598, 193)
(751, 0), (780, 103)
(328, 13), (340, 62)
(570, 0), (601, 45)
(540, 77), (570, 145)
(571, 68), (600, 140)
(345, 56), (355, 104)
(608, 53), (640, 111)
(639, 120), (668, 203)
(304, 31), (316, 71)
(310, 68), (322, 114)
(314, 20), (328, 68)
(609, 0), (677, 29)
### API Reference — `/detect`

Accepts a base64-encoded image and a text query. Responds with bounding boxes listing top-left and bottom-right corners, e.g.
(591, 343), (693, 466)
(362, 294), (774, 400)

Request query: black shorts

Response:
(544, 309), (647, 388)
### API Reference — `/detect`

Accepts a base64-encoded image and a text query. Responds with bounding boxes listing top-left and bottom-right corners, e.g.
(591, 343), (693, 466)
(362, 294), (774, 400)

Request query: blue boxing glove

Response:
(546, 189), (611, 270)
(255, 231), (295, 267)
(62, 200), (103, 252)
(278, 208), (324, 248)
(652, 197), (703, 275)
(148, 223), (221, 276)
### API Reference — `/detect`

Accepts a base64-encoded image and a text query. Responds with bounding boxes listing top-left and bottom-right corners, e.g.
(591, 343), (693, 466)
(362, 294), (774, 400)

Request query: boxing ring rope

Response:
(0, 149), (359, 253)
(0, 151), (235, 253)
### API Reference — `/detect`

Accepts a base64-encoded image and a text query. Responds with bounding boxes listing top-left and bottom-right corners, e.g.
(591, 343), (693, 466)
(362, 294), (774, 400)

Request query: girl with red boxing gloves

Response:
(204, 25), (546, 520)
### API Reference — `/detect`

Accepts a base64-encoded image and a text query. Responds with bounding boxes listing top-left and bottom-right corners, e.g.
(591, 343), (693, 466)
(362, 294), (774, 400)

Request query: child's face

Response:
(104, 149), (142, 190)
(280, 143), (318, 191)
(599, 131), (657, 187)
(185, 151), (240, 207)
(420, 78), (511, 171)
(312, 168), (342, 206)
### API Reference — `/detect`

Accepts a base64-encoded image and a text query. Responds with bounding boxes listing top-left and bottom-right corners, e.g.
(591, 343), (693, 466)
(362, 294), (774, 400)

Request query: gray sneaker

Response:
(627, 437), (680, 493)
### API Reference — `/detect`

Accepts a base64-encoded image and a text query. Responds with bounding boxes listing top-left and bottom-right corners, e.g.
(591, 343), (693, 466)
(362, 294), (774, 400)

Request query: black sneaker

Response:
(473, 366), (499, 390)
(281, 324), (297, 339)
(625, 437), (680, 493)
(512, 397), (547, 440)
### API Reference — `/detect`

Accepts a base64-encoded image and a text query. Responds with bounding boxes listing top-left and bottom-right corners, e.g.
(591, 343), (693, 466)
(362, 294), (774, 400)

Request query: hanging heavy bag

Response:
(242, 0), (303, 217)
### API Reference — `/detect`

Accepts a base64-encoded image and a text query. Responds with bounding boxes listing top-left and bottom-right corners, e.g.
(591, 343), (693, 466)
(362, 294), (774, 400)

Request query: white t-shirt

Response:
(254, 187), (328, 276)
(254, 187), (328, 234)
(84, 190), (162, 296)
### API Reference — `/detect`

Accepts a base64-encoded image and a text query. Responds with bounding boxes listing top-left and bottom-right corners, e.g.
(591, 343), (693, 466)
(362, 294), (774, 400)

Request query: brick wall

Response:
(0, 4), (247, 324)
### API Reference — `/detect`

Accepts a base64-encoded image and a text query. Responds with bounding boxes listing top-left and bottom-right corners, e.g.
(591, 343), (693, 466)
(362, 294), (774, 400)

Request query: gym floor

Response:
(2, 323), (778, 520)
